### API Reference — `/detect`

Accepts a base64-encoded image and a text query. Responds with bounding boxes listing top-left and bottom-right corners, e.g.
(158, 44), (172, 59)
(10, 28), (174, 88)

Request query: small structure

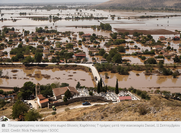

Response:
(173, 36), (180, 40)
(59, 60), (64, 63)
(89, 47), (98, 52)
(37, 94), (49, 108)
(82, 34), (91, 38)
(74, 52), (86, 59)
(117, 96), (132, 102)
(159, 36), (166, 40)
(163, 52), (170, 57)
(52, 86), (79, 100)
(153, 45), (163, 50)
(0, 51), (4, 57)
(101, 58), (107, 64)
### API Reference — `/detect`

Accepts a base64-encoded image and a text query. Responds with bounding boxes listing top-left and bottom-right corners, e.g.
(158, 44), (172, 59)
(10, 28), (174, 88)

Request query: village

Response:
(0, 5), (181, 121)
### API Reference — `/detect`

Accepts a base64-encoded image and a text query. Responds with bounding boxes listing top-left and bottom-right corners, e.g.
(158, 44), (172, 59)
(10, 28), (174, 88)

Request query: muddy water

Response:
(100, 70), (181, 93)
(1, 9), (181, 32)
(0, 67), (95, 88)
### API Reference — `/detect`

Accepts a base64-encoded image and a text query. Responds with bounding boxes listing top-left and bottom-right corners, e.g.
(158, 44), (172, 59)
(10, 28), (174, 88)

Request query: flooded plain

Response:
(0, 8), (181, 92)
(0, 67), (95, 88)
(100, 70), (181, 93)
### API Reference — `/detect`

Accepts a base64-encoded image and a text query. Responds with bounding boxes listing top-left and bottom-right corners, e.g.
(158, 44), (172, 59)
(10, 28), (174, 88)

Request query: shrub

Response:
(52, 111), (56, 115)
(138, 105), (149, 115)
(65, 108), (70, 112)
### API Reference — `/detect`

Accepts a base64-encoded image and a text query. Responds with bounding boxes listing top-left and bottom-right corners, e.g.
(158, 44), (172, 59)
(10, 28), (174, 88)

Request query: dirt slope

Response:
(44, 95), (181, 121)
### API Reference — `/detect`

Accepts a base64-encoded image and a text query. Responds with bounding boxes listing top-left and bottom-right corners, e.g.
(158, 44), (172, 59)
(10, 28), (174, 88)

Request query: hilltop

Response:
(44, 95), (181, 121)
(94, 0), (181, 9)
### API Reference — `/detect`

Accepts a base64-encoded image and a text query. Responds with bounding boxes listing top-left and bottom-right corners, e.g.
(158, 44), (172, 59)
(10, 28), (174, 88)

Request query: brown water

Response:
(100, 70), (181, 93)
(0, 67), (95, 88)
(1, 9), (181, 32)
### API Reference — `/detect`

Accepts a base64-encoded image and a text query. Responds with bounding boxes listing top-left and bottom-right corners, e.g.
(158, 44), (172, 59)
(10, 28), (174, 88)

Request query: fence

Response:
(48, 96), (111, 108)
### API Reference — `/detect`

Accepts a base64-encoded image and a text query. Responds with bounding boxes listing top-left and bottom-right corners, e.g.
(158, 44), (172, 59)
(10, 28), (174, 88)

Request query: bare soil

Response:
(44, 95), (181, 121)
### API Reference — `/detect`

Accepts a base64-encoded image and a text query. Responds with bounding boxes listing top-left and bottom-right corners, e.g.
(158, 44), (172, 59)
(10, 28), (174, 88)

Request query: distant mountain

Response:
(94, 0), (181, 9)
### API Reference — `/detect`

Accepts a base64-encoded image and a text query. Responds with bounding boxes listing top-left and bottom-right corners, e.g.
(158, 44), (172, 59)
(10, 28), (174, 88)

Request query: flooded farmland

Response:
(100, 70), (181, 93)
(0, 67), (95, 87)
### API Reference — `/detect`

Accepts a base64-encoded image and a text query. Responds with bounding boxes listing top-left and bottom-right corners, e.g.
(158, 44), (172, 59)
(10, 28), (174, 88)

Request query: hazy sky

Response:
(0, 0), (108, 3)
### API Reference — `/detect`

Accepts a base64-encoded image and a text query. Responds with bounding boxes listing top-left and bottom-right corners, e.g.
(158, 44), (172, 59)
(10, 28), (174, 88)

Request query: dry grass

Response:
(43, 95), (181, 121)
(0, 103), (13, 119)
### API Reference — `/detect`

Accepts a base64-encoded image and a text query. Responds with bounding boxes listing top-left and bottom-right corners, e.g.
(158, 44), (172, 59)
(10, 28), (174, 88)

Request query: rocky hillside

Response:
(94, 0), (181, 9)
(44, 95), (181, 121)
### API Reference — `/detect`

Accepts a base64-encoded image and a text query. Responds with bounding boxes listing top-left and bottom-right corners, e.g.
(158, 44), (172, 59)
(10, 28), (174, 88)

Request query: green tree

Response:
(89, 91), (93, 96)
(115, 79), (119, 94)
(63, 96), (67, 102)
(66, 43), (73, 49)
(23, 56), (34, 64)
(112, 53), (122, 63)
(118, 46), (125, 52)
(13, 87), (20, 93)
(97, 81), (101, 94)
(16, 53), (24, 59)
(20, 81), (35, 99)
(144, 58), (157, 64)
(25, 109), (42, 121)
(64, 89), (71, 99)
(0, 99), (6, 108)
(100, 78), (102, 88)
(82, 37), (86, 42)
(40, 85), (53, 98)
(0, 90), (4, 94)
(12, 100), (29, 119)
(0, 70), (2, 77)
(11, 56), (19, 62)
(34, 52), (43, 63)
(76, 82), (81, 89)
(109, 48), (117, 57)
(99, 49), (105, 56)
(60, 83), (69, 87)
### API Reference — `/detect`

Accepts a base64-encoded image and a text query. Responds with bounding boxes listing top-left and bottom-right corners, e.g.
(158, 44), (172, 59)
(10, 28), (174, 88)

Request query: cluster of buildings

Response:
(37, 86), (79, 108)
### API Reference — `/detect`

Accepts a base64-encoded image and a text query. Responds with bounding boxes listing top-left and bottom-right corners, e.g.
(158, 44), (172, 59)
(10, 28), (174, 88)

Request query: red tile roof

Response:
(37, 94), (46, 100)
(82, 34), (91, 37)
(74, 52), (86, 57)
(118, 96), (132, 101)
(154, 45), (163, 49)
(159, 36), (165, 38)
(40, 98), (49, 104)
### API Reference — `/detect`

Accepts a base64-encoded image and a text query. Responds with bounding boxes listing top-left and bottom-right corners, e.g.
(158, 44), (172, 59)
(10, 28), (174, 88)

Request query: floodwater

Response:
(100, 70), (181, 93)
(0, 8), (181, 91)
(1, 9), (181, 32)
(0, 67), (95, 88)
